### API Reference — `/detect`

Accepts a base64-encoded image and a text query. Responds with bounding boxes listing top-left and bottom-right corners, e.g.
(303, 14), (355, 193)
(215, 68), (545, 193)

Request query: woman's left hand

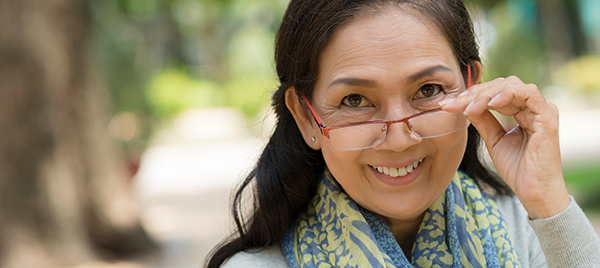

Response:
(440, 76), (570, 219)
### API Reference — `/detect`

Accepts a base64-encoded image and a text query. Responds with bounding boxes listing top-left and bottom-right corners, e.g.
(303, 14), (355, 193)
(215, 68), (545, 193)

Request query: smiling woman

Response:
(206, 0), (600, 267)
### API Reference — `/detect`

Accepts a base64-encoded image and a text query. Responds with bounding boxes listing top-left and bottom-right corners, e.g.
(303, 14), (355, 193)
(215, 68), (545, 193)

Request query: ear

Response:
(285, 87), (322, 150)
(471, 60), (483, 85)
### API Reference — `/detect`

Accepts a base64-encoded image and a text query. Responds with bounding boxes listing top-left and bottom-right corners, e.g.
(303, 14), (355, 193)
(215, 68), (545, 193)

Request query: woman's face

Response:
(309, 9), (468, 224)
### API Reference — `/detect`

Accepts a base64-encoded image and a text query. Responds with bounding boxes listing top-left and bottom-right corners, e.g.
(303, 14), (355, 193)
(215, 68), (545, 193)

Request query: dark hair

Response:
(206, 0), (510, 267)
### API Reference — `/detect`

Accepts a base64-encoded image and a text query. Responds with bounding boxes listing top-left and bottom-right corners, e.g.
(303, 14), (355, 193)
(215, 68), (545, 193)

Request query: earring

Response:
(310, 137), (316, 142)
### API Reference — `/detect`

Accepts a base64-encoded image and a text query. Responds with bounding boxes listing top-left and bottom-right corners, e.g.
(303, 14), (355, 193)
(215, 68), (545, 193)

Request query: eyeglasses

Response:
(302, 94), (467, 151)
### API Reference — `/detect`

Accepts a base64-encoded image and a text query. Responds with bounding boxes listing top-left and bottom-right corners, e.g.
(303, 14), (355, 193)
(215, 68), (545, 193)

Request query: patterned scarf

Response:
(282, 169), (520, 267)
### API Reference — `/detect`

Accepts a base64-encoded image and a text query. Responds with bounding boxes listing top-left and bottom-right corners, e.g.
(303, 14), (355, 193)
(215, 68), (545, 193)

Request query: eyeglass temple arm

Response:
(301, 94), (326, 130)
(467, 63), (472, 88)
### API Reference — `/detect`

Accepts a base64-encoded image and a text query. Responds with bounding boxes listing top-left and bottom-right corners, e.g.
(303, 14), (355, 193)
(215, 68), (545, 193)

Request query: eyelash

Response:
(341, 93), (371, 108)
(414, 83), (445, 100)
(339, 83), (446, 107)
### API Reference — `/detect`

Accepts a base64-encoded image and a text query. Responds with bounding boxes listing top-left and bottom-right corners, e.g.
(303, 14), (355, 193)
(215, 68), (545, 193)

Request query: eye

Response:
(342, 94), (371, 108)
(414, 84), (443, 99)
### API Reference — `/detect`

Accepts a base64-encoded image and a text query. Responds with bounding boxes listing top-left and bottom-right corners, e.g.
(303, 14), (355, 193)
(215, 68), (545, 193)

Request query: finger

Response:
(513, 109), (533, 131)
(456, 79), (551, 133)
(467, 109), (507, 150)
(547, 102), (559, 117)
(440, 77), (511, 113)
(485, 83), (548, 117)
(489, 85), (560, 135)
(463, 76), (530, 116)
(512, 103), (559, 135)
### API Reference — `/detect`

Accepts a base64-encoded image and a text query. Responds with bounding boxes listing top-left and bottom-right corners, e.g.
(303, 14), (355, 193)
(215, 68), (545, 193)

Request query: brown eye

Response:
(342, 94), (367, 107)
(416, 84), (442, 99)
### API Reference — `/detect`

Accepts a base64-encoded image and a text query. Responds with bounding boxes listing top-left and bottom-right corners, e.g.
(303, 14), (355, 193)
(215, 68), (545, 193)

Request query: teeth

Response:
(389, 167), (399, 177)
(398, 166), (408, 176)
(373, 159), (422, 178)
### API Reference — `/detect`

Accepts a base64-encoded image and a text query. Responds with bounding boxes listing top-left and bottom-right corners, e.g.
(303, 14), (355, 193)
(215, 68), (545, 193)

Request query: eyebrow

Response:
(327, 65), (453, 89)
(407, 65), (453, 82)
(328, 78), (377, 89)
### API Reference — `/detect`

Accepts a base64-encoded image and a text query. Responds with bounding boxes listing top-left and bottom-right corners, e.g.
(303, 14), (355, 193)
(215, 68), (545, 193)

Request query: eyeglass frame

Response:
(300, 63), (472, 141)
(301, 94), (446, 140)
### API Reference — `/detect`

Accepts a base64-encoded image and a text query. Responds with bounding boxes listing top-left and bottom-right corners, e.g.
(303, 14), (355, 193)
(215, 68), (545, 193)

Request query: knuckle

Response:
(505, 84), (519, 91)
(526, 83), (540, 92)
(549, 118), (559, 132)
(507, 75), (521, 82)
(548, 102), (559, 117)
(544, 103), (560, 130)
(504, 84), (522, 95)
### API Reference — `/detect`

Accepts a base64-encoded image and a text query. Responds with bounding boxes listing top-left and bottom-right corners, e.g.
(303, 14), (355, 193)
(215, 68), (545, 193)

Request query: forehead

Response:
(318, 8), (457, 85)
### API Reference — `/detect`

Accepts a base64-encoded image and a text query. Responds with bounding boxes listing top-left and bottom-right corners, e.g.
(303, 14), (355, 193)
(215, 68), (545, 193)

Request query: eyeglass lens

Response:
(327, 110), (467, 150)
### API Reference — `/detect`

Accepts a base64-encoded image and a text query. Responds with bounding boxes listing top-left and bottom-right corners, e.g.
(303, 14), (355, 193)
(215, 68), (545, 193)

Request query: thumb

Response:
(467, 109), (507, 152)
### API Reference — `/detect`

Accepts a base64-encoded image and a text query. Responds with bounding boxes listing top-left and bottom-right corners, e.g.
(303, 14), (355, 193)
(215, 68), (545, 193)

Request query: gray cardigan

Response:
(223, 196), (600, 267)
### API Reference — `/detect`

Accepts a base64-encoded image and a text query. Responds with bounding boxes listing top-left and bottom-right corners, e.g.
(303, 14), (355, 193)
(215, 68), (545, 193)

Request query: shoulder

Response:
(222, 244), (289, 268)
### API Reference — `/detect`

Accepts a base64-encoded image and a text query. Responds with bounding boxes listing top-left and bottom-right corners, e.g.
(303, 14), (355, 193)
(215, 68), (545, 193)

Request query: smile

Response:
(372, 159), (423, 177)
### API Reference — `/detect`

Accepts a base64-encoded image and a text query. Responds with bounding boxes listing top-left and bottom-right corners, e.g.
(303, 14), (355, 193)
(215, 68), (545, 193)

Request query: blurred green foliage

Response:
(145, 68), (223, 117)
(90, 0), (600, 124)
(89, 0), (285, 121)
(481, 0), (548, 84)
(556, 54), (600, 93)
(564, 164), (600, 208)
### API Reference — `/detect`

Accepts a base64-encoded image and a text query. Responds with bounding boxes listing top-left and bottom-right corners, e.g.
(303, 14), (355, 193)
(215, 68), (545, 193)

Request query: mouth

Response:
(371, 159), (423, 177)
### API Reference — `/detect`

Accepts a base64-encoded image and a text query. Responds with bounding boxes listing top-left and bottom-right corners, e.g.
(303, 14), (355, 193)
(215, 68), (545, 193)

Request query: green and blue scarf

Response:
(282, 169), (520, 267)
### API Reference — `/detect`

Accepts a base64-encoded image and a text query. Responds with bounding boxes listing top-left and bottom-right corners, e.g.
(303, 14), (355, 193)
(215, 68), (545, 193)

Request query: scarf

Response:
(281, 169), (520, 267)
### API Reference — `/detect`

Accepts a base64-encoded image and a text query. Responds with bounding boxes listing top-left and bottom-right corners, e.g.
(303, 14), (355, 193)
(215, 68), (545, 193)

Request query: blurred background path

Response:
(131, 108), (272, 267)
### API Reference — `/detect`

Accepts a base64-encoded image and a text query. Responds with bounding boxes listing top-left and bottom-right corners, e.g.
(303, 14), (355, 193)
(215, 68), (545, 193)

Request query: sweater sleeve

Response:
(528, 196), (600, 268)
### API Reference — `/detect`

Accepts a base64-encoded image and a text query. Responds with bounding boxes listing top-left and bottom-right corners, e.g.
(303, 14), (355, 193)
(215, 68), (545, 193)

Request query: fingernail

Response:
(488, 95), (500, 106)
(438, 98), (455, 107)
(458, 90), (469, 97)
(464, 100), (475, 116)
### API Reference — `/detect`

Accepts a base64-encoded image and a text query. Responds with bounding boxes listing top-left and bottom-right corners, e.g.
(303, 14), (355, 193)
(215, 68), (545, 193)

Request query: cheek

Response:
(321, 143), (366, 188)
(322, 144), (361, 171)
(430, 127), (469, 175)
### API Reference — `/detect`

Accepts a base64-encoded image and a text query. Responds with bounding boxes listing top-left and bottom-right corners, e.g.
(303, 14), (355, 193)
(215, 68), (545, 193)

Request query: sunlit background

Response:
(2, 0), (600, 267)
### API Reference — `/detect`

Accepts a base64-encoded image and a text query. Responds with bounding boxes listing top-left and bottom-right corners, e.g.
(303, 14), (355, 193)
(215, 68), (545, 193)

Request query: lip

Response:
(370, 158), (424, 186)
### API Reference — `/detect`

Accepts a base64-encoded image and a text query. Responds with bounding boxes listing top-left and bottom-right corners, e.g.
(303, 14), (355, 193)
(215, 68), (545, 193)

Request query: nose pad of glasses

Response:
(381, 124), (388, 134)
(405, 122), (413, 133)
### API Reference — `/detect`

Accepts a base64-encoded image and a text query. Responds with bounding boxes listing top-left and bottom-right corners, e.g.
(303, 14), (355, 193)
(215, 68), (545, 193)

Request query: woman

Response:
(207, 0), (600, 267)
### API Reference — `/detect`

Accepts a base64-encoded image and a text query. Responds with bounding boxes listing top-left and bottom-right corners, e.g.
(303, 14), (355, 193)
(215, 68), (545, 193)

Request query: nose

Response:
(375, 120), (422, 151)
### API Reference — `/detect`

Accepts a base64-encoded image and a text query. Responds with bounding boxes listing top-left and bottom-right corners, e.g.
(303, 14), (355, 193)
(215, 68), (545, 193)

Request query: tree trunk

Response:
(0, 0), (156, 267)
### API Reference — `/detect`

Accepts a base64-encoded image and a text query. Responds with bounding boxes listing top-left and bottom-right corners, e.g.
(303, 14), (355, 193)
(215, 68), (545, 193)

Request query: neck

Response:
(382, 212), (425, 258)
